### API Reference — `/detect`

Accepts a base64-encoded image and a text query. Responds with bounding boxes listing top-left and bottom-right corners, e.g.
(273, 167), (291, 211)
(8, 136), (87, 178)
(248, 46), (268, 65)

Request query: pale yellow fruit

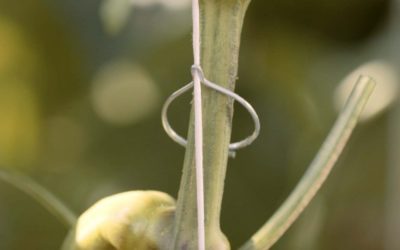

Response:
(63, 191), (175, 250)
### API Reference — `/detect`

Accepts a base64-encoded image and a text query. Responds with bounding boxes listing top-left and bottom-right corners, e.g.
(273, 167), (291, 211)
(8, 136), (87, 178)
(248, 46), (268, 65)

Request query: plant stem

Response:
(384, 2), (400, 249)
(240, 76), (375, 250)
(171, 0), (250, 248)
(0, 169), (76, 227)
(386, 97), (400, 250)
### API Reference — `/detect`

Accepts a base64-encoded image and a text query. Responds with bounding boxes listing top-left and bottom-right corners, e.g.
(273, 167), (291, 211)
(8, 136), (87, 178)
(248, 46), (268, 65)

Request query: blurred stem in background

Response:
(0, 170), (76, 227)
(387, 100), (400, 250)
(385, 1), (400, 249)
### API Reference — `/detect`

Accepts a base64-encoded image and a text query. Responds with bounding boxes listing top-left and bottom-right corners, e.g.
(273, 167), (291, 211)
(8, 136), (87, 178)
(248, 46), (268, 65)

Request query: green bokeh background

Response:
(0, 0), (398, 249)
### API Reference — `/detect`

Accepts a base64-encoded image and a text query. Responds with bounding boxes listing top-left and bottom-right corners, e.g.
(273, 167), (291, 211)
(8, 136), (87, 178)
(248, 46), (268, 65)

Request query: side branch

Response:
(240, 76), (375, 250)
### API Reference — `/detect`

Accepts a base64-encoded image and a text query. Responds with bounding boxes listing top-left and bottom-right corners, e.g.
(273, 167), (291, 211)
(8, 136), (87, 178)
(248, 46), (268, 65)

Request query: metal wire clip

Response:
(161, 65), (260, 157)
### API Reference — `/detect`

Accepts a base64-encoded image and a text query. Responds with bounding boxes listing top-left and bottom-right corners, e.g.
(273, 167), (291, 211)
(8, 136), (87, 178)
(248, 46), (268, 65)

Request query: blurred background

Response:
(0, 0), (399, 249)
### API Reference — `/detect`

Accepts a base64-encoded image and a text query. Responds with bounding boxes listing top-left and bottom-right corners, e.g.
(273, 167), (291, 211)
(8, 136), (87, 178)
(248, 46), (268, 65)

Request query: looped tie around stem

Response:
(161, 64), (261, 158)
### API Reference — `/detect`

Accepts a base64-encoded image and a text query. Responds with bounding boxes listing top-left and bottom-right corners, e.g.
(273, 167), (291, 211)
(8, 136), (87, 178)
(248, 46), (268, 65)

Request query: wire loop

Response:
(161, 65), (260, 157)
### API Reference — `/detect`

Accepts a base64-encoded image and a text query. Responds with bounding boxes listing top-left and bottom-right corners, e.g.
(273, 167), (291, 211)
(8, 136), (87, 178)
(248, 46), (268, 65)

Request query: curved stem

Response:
(240, 76), (375, 250)
(0, 169), (77, 228)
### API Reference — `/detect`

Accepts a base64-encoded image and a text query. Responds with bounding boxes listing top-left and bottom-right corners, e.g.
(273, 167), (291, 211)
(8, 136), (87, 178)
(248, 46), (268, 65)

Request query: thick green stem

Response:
(171, 0), (250, 249)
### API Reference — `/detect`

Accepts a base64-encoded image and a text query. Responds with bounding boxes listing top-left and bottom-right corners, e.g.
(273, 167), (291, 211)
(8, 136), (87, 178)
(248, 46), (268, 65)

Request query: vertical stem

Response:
(171, 0), (250, 249)
(386, 100), (400, 250)
(384, 1), (400, 249)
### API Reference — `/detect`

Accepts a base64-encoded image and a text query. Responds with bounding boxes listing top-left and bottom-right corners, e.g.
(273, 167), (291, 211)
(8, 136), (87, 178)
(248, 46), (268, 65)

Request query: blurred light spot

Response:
(133, 0), (190, 10)
(100, 0), (190, 34)
(160, 0), (190, 10)
(334, 60), (398, 122)
(0, 18), (42, 169)
(91, 61), (160, 126)
(100, 0), (131, 34)
(0, 17), (39, 79)
(133, 0), (163, 7)
(0, 82), (40, 168)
